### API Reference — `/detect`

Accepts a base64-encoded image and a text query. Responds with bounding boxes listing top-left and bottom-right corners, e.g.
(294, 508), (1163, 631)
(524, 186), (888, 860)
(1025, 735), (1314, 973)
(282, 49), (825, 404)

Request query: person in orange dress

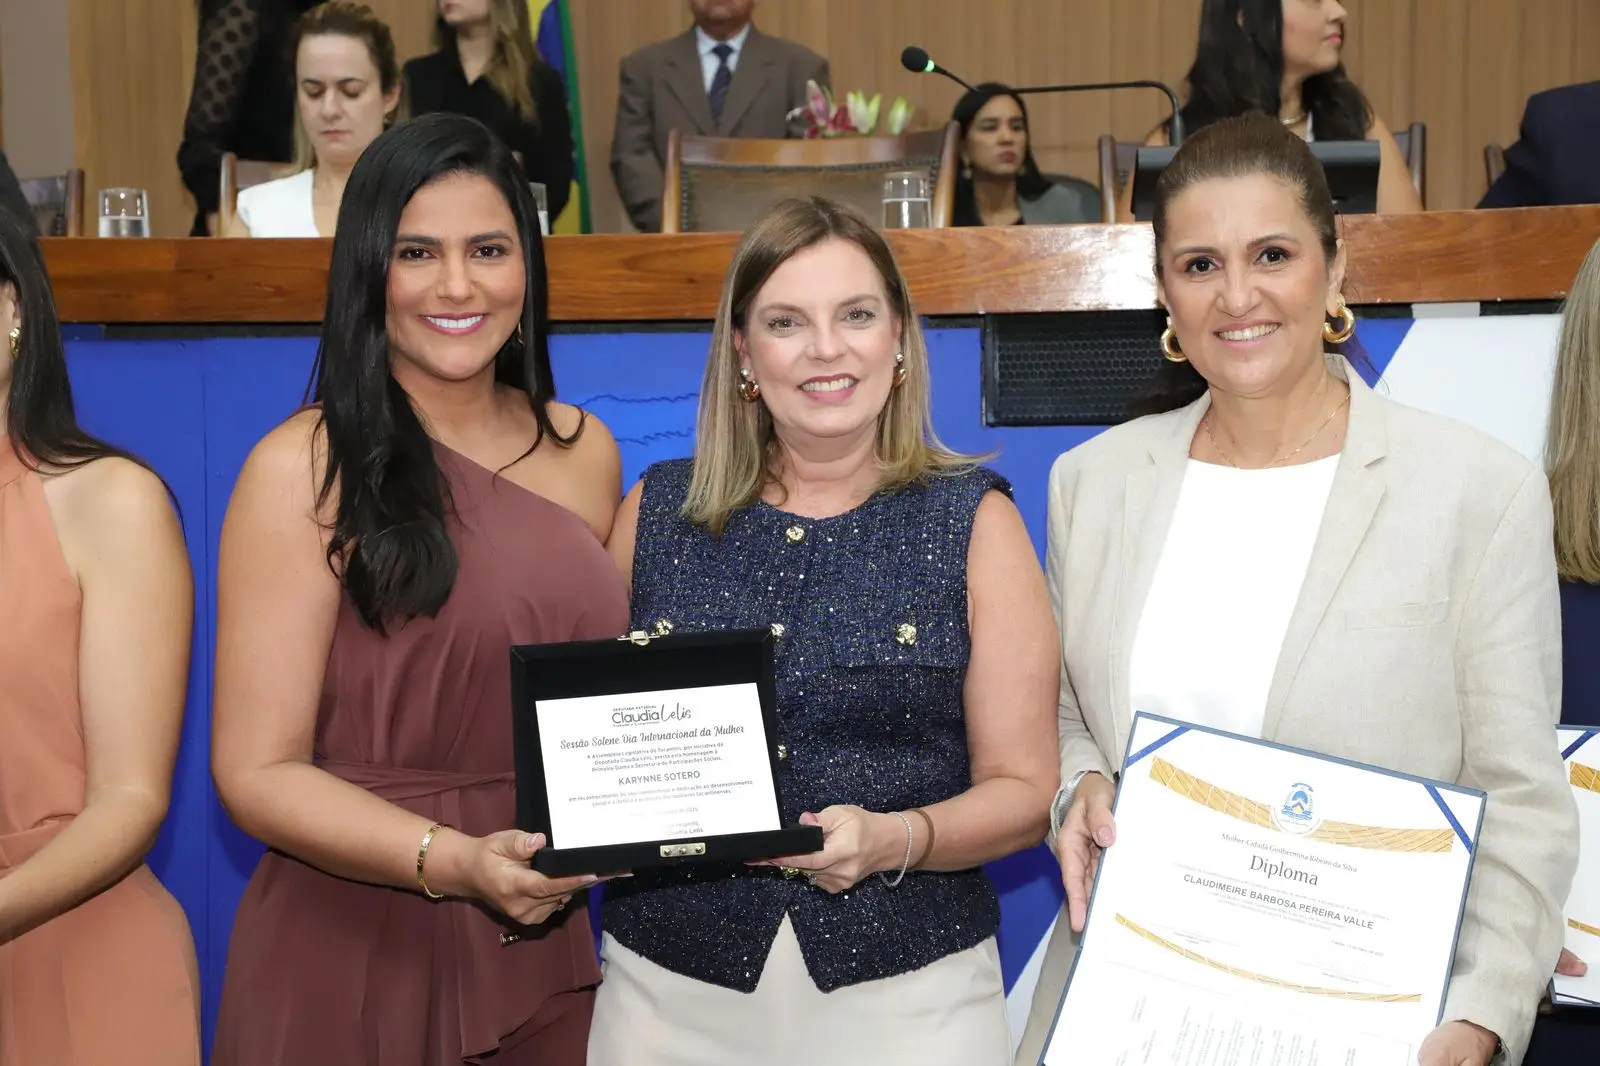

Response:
(0, 209), (200, 1064)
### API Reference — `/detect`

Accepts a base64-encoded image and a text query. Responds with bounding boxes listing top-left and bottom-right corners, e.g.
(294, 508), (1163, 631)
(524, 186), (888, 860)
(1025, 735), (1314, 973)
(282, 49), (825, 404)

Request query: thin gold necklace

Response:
(1203, 391), (1350, 469)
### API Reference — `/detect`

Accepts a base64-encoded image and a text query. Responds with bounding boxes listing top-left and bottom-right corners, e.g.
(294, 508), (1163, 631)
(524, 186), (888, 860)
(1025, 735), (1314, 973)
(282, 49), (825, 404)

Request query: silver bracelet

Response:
(877, 811), (913, 888)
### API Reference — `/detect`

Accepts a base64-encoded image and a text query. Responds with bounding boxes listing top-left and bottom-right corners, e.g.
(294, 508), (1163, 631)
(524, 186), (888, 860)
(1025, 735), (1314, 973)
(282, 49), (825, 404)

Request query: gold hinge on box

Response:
(660, 842), (706, 858)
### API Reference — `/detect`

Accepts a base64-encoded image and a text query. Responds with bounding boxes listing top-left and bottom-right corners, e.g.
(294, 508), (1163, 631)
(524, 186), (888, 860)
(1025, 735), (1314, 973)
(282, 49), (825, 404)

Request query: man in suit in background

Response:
(1479, 80), (1600, 209)
(610, 0), (829, 232)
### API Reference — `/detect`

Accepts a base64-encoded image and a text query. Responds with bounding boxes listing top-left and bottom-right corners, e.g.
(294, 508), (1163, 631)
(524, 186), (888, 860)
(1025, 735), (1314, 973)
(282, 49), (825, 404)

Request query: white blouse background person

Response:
(1014, 114), (1576, 1066)
(226, 2), (400, 238)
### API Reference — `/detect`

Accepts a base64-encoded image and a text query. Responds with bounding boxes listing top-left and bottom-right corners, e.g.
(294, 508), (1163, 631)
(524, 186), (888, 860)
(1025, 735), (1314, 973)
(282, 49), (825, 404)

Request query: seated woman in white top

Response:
(1116, 0), (1422, 220)
(227, 1), (400, 238)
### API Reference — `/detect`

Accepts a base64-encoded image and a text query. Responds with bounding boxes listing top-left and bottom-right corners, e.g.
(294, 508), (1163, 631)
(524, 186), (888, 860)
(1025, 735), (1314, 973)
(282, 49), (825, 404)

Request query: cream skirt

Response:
(587, 915), (1010, 1066)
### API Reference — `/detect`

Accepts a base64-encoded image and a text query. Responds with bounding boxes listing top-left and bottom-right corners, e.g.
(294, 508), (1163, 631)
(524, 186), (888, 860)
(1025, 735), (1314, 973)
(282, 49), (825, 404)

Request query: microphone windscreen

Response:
(900, 46), (932, 74)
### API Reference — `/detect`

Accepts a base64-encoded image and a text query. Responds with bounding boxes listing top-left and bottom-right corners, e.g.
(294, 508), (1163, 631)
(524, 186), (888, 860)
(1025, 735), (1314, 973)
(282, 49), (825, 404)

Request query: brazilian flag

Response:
(529, 0), (589, 233)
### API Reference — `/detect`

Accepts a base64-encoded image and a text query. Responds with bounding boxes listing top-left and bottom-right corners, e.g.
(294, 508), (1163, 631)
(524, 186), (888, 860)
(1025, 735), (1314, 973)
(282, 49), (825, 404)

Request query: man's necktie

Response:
(708, 43), (733, 125)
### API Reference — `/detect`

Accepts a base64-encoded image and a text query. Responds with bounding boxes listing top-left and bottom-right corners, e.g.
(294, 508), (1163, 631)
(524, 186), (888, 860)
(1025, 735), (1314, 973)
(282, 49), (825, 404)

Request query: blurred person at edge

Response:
(225, 1), (401, 238)
(1018, 115), (1573, 1066)
(1529, 233), (1600, 1065)
(1118, 0), (1422, 220)
(0, 207), (199, 1065)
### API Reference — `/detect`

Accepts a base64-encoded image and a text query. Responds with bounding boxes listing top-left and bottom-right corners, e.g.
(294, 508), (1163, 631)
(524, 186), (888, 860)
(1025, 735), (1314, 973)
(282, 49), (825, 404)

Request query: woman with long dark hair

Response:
(0, 209), (200, 1063)
(405, 0), (574, 221)
(949, 83), (1098, 227)
(210, 113), (624, 1066)
(1116, 0), (1422, 219)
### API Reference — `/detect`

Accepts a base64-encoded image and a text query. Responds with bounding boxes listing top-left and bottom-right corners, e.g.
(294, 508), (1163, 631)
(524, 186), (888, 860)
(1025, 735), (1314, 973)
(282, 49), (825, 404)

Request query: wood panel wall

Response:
(53, 1), (1600, 239)
(569, 0), (1600, 231)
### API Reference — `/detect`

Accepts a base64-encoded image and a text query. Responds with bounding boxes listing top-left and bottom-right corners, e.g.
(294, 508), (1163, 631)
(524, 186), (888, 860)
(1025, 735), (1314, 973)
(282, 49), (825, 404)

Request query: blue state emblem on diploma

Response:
(1272, 782), (1321, 834)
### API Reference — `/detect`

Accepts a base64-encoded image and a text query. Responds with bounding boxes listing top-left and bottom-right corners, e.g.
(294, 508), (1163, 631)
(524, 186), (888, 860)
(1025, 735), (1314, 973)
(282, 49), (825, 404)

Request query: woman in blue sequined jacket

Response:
(588, 196), (1060, 1066)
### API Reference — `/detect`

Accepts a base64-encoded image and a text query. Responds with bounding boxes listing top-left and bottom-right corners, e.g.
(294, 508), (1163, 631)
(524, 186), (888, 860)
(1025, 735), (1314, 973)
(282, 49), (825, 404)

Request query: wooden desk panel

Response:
(38, 206), (1600, 324)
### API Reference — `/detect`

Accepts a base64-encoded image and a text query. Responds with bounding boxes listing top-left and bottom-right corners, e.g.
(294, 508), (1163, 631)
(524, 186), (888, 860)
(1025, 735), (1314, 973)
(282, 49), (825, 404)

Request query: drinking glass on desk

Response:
(98, 188), (150, 238)
(529, 182), (549, 235)
(881, 171), (931, 229)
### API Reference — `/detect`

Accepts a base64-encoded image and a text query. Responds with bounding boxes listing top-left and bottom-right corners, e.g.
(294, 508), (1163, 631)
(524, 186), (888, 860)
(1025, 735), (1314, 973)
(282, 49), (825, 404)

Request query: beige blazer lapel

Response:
(1261, 362), (1388, 738)
(717, 28), (775, 135)
(1107, 396), (1210, 762)
(661, 31), (717, 135)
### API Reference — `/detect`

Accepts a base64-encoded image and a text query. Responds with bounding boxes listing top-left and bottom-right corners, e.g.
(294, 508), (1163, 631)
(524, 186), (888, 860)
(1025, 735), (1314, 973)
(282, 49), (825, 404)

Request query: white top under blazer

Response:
(1128, 455), (1337, 739)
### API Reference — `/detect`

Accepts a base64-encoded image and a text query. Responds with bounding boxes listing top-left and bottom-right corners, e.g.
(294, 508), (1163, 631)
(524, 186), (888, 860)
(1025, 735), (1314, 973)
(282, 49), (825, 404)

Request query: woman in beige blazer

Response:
(1016, 114), (1577, 1066)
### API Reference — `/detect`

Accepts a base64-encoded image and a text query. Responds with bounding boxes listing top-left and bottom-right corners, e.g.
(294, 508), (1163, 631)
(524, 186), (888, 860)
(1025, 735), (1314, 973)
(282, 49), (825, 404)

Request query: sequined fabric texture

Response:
(602, 458), (1008, 993)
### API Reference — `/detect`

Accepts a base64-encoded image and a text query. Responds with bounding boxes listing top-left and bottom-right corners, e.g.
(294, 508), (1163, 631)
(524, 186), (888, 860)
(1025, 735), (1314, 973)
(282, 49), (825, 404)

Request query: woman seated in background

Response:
(1019, 114), (1573, 1066)
(950, 83), (1099, 227)
(225, 1), (400, 238)
(591, 196), (1058, 1066)
(178, 0), (321, 236)
(1531, 231), (1600, 1065)
(405, 0), (573, 222)
(1118, 0), (1422, 219)
(0, 208), (199, 1063)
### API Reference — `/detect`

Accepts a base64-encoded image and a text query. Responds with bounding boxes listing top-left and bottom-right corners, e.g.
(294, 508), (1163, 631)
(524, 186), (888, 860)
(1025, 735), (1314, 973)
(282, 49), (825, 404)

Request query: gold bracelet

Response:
(907, 807), (936, 869)
(417, 822), (449, 900)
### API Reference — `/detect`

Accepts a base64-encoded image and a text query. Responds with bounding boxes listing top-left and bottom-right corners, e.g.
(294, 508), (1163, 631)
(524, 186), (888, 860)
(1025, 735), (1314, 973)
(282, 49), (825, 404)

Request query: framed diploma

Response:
(510, 627), (824, 877)
(1554, 725), (1600, 1009)
(1041, 712), (1485, 1066)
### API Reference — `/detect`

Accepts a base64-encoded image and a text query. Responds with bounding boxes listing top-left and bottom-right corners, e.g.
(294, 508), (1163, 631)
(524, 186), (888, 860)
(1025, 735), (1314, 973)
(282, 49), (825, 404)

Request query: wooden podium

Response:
(36, 206), (1600, 325)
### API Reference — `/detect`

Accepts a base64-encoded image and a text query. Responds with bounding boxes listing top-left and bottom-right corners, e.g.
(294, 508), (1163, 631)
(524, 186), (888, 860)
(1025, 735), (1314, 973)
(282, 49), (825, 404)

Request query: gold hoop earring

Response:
(737, 367), (761, 403)
(514, 322), (525, 347)
(7, 327), (16, 357)
(1160, 323), (1186, 363)
(1323, 300), (1356, 344)
(892, 351), (907, 388)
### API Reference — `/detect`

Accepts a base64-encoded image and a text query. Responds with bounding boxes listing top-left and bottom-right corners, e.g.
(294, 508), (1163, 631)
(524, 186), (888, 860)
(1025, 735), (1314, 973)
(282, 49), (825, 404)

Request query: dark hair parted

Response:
(1177, 0), (1370, 143)
(0, 206), (152, 476)
(309, 112), (575, 632)
(1133, 113), (1362, 416)
(949, 83), (1051, 227)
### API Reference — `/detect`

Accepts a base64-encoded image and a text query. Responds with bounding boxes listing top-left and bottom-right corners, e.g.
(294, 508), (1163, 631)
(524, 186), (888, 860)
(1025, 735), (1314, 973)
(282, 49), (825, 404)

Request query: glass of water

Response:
(529, 182), (549, 236)
(881, 171), (931, 229)
(98, 188), (150, 238)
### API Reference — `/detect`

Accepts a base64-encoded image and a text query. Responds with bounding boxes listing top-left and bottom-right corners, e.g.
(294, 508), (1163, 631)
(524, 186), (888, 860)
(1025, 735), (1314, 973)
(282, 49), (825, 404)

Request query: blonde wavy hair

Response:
(684, 197), (978, 535)
(1547, 235), (1600, 582)
(290, 1), (403, 173)
(434, 0), (540, 125)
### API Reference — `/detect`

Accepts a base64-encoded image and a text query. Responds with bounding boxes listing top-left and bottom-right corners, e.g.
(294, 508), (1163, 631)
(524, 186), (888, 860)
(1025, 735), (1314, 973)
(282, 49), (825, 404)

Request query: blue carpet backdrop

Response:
(59, 310), (1555, 1058)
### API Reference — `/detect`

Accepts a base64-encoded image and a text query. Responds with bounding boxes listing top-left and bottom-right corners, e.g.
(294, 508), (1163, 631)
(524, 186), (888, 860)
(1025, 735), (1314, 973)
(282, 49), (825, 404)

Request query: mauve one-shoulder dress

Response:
(213, 443), (628, 1066)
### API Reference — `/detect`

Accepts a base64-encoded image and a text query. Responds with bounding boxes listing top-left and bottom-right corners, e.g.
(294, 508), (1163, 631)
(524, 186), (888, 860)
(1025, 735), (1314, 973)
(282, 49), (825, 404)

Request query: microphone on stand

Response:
(898, 46), (1185, 146)
(1013, 80), (1186, 146)
(899, 46), (977, 93)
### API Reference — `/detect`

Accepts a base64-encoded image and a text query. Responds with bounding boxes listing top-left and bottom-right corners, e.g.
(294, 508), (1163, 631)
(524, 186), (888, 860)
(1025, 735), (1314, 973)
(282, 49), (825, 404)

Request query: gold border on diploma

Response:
(1148, 756), (1456, 853)
(1572, 761), (1600, 793)
(1114, 915), (1422, 1002)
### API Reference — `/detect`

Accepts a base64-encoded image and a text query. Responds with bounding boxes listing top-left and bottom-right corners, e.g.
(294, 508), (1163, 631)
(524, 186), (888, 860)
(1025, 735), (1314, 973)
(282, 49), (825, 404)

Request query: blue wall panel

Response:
(61, 326), (1088, 1056)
